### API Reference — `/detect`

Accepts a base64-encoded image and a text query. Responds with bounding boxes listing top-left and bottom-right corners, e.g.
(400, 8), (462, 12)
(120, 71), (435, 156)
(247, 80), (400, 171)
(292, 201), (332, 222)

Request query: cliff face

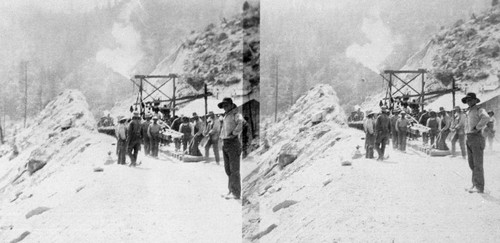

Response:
(150, 2), (259, 100)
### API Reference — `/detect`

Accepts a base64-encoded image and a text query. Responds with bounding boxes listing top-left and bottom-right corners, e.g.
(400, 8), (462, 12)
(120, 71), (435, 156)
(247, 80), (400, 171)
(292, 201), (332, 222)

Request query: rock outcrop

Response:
(243, 84), (352, 241)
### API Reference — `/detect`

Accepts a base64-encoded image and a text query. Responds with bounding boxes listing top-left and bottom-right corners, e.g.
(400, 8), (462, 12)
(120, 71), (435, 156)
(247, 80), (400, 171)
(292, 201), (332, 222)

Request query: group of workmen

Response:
(363, 92), (496, 193)
(115, 112), (163, 166)
(113, 97), (246, 200)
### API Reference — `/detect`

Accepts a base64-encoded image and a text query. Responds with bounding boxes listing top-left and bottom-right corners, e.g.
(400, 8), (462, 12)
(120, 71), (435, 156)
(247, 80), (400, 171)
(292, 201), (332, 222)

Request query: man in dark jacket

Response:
(374, 107), (391, 161)
(127, 111), (142, 166)
(141, 114), (152, 156)
(389, 109), (400, 149)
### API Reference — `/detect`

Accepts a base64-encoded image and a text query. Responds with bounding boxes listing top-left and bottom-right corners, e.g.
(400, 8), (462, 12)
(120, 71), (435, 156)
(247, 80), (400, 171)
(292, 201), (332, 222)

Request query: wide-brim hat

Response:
(461, 92), (480, 104)
(132, 111), (140, 118)
(152, 115), (159, 120)
(208, 111), (215, 116)
(380, 106), (389, 112)
(453, 106), (461, 110)
(118, 116), (126, 122)
(218, 97), (234, 108)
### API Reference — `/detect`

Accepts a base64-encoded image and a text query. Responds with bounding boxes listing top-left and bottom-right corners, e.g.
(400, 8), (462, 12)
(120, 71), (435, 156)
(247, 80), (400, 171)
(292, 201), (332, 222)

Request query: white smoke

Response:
(345, 7), (401, 73)
(96, 0), (143, 78)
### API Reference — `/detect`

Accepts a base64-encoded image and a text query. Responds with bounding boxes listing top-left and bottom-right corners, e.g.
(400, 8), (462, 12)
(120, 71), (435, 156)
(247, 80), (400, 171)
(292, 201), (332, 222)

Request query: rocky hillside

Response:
(407, 6), (500, 94)
(0, 90), (116, 242)
(243, 84), (350, 241)
(150, 2), (259, 100)
(362, 5), (500, 113)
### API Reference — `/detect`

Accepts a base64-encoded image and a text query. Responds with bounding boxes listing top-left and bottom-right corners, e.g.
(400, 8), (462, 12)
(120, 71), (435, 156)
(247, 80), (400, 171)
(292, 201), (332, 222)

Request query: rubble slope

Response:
(0, 89), (116, 242)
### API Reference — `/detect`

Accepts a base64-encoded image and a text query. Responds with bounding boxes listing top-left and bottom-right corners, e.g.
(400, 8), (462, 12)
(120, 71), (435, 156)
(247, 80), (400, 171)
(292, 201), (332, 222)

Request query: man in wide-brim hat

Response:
(218, 97), (243, 199)
(462, 92), (490, 193)
(374, 106), (391, 161)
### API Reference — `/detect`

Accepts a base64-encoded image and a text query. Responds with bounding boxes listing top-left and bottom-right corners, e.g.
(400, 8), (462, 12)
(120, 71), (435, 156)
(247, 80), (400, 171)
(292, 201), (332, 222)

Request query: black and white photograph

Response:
(2, 0), (500, 242)
(0, 0), (258, 242)
(244, 0), (500, 242)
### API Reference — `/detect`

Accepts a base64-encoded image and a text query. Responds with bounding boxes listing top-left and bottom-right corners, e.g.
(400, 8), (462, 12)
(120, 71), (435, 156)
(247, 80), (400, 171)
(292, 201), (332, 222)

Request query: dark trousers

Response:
(128, 140), (141, 165)
(223, 137), (241, 198)
(375, 133), (389, 159)
(117, 139), (127, 165)
(398, 130), (407, 151)
(437, 129), (450, 150)
(391, 131), (398, 149)
(451, 133), (466, 157)
(143, 138), (151, 156)
(365, 133), (375, 159)
(150, 137), (159, 157)
(205, 137), (220, 163)
(429, 131), (437, 147)
(466, 133), (485, 191)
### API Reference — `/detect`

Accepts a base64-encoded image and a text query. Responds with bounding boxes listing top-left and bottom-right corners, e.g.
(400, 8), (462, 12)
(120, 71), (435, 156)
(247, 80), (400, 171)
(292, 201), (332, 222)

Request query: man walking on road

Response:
(127, 111), (142, 166)
(374, 106), (391, 161)
(396, 111), (410, 152)
(219, 97), (243, 200)
(463, 93), (490, 193)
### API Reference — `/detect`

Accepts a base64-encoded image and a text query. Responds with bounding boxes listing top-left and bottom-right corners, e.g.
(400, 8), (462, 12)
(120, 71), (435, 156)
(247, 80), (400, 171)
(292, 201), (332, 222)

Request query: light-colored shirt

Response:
(395, 118), (410, 132)
(451, 113), (466, 134)
(220, 107), (243, 139)
(115, 124), (127, 140)
(465, 105), (490, 134)
(363, 118), (374, 134)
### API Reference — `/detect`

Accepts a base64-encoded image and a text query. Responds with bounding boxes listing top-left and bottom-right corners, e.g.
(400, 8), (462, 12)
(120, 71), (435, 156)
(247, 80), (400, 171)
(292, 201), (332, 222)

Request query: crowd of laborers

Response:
(113, 97), (250, 200)
(363, 92), (496, 194)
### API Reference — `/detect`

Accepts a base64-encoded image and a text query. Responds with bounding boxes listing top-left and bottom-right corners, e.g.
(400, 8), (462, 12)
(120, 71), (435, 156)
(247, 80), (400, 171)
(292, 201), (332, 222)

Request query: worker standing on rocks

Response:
(204, 111), (221, 164)
(148, 115), (162, 158)
(462, 93), (490, 193)
(363, 111), (376, 159)
(395, 111), (410, 152)
(450, 106), (466, 158)
(141, 113), (152, 156)
(374, 106), (391, 161)
(389, 109), (400, 149)
(115, 116), (128, 165)
(219, 97), (243, 200)
(127, 111), (142, 166)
